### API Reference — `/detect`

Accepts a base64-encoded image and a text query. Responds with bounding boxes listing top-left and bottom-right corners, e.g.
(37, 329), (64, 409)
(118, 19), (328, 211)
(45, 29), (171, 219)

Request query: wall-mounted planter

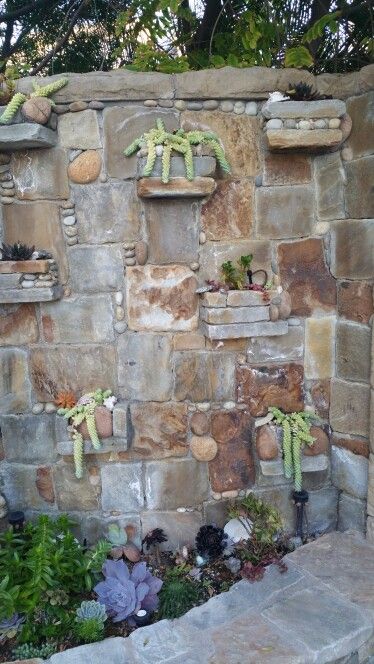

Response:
(200, 290), (289, 340)
(137, 176), (216, 199)
(55, 403), (128, 457)
(0, 123), (57, 150)
(0, 258), (62, 303)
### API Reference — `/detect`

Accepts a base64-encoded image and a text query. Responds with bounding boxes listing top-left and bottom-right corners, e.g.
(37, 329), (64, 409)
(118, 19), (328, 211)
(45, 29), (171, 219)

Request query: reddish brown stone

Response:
(256, 425), (279, 460)
(332, 435), (369, 458)
(190, 412), (210, 436)
(78, 406), (113, 441)
(310, 379), (330, 419)
(337, 281), (373, 324)
(303, 426), (330, 456)
(237, 363), (304, 416)
(263, 152), (311, 186)
(201, 179), (254, 240)
(129, 402), (188, 458)
(0, 304), (39, 346)
(209, 410), (254, 492)
(36, 466), (55, 503)
(278, 239), (336, 316)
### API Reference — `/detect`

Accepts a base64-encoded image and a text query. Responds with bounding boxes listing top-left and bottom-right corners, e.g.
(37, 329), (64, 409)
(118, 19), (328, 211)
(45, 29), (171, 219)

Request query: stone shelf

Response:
(0, 258), (61, 303)
(0, 123), (57, 150)
(260, 454), (329, 476)
(137, 176), (216, 198)
(262, 99), (346, 120)
(266, 128), (343, 151)
(0, 284), (63, 303)
(57, 437), (128, 456)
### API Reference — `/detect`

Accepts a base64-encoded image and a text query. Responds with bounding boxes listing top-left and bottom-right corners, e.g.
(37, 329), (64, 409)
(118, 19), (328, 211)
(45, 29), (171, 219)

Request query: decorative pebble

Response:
(32, 402), (45, 414)
(135, 241), (148, 266)
(187, 404), (197, 412)
(114, 321), (127, 334)
(329, 117), (341, 129)
(233, 101), (245, 115)
(137, 147), (148, 157)
(115, 306), (125, 321)
(124, 242), (135, 250)
(212, 492), (222, 501)
(237, 354), (246, 365)
(223, 401), (236, 410)
(143, 99), (158, 107)
(284, 119), (297, 129)
(61, 199), (74, 209)
(23, 274), (37, 280)
(288, 317), (301, 326)
(298, 120), (312, 130)
(64, 226), (78, 237)
(197, 402), (210, 412)
(54, 104), (69, 114)
(224, 517), (252, 543)
(1, 180), (14, 189)
(88, 100), (104, 110)
(0, 172), (13, 182)
(115, 291), (123, 305)
(245, 101), (257, 115)
(189, 262), (199, 271)
(203, 100), (219, 110)
(0, 188), (14, 196)
(45, 402), (57, 414)
(21, 280), (34, 288)
(278, 291), (292, 320)
(158, 99), (174, 108)
(39, 273), (54, 280)
(125, 257), (136, 266)
(187, 101), (203, 110)
(155, 145), (163, 156)
(314, 119), (327, 129)
(220, 100), (233, 113)
(190, 435), (218, 462)
(68, 150), (101, 184)
(64, 286), (71, 297)
(174, 100), (187, 111)
(48, 113), (58, 130)
(222, 489), (239, 498)
(341, 146), (353, 161)
(63, 216), (76, 226)
(36, 280), (54, 287)
(61, 208), (75, 217)
(66, 237), (78, 246)
(99, 172), (108, 182)
(266, 118), (283, 130)
(0, 495), (6, 508)
(190, 412), (210, 436)
(1, 196), (14, 204)
(69, 100), (88, 112)
(22, 97), (52, 124)
(269, 304), (279, 322)
(199, 231), (206, 244)
(124, 249), (135, 258)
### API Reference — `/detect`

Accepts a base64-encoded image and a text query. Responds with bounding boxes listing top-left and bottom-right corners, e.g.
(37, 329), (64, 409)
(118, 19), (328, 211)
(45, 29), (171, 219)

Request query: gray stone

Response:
(1, 414), (56, 463)
(112, 404), (127, 438)
(88, 100), (105, 110)
(338, 493), (367, 534)
(246, 326), (304, 363)
(256, 185), (314, 239)
(0, 273), (21, 289)
(0, 347), (31, 413)
(346, 92), (374, 159)
(267, 128), (342, 150)
(69, 245), (124, 292)
(145, 199), (199, 264)
(337, 321), (371, 383)
(62, 215), (76, 226)
(0, 123), (57, 150)
(201, 320), (288, 340)
(220, 100), (234, 112)
(262, 99), (346, 119)
(140, 510), (202, 550)
(173, 351), (236, 402)
(330, 378), (370, 437)
(0, 463), (53, 510)
(0, 285), (62, 303)
(345, 156), (374, 218)
(144, 458), (209, 509)
(58, 110), (101, 149)
(137, 155), (216, 178)
(12, 148), (69, 200)
(117, 333), (173, 401)
(203, 100), (219, 110)
(187, 101), (203, 110)
(101, 463), (144, 511)
(57, 438), (127, 456)
(266, 118), (283, 129)
(245, 101), (257, 115)
(314, 152), (346, 221)
(49, 638), (128, 664)
(332, 446), (368, 500)
(40, 296), (114, 343)
(330, 219), (374, 280)
(72, 182), (140, 244)
(174, 99), (187, 110)
(201, 305), (269, 325)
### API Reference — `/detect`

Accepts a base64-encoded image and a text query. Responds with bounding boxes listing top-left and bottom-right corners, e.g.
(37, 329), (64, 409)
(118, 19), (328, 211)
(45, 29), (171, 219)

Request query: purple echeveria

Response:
(94, 559), (162, 623)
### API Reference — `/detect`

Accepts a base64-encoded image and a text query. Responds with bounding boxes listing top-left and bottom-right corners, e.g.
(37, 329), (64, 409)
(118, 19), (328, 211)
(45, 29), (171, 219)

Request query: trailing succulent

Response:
(268, 408), (316, 491)
(74, 600), (107, 643)
(57, 388), (116, 479)
(0, 77), (68, 124)
(124, 118), (231, 183)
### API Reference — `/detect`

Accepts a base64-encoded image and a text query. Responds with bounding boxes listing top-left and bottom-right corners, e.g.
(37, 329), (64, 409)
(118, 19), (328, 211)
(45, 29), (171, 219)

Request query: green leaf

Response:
(284, 45), (313, 69)
(210, 54), (226, 68)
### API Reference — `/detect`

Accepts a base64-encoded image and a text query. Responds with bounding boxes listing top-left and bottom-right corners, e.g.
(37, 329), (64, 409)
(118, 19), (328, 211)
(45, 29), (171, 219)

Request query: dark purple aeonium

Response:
(94, 559), (163, 624)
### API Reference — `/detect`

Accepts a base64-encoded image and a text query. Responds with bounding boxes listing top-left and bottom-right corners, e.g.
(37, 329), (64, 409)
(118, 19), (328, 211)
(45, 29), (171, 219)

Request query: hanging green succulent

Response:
(0, 77), (67, 124)
(267, 408), (316, 491)
(124, 118), (231, 183)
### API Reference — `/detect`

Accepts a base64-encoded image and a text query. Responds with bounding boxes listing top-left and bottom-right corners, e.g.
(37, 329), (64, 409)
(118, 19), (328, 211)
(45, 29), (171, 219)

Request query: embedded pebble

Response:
(64, 286), (71, 297)
(266, 118), (283, 130)
(99, 173), (108, 182)
(223, 401), (235, 410)
(284, 119), (297, 129)
(269, 304), (279, 322)
(197, 402), (210, 412)
(144, 99), (158, 107)
(125, 257), (136, 266)
(69, 100), (88, 112)
(177, 507), (187, 513)
(45, 402), (57, 414)
(329, 118), (340, 129)
(233, 101), (245, 115)
(190, 262), (199, 271)
(135, 241), (148, 266)
(314, 119), (327, 129)
(222, 490), (239, 499)
(199, 231), (206, 244)
(187, 101), (203, 110)
(48, 115), (57, 131)
(158, 99), (173, 108)
(32, 402), (45, 415)
(1, 181), (14, 189)
(88, 100), (104, 110)
(115, 306), (125, 321)
(212, 492), (222, 501)
(220, 101), (233, 113)
(61, 199), (74, 209)
(114, 321), (127, 334)
(54, 104), (69, 114)
(36, 280), (54, 287)
(0, 172), (13, 181)
(341, 147), (353, 161)
(66, 237), (78, 246)
(0, 189), (14, 197)
(61, 207), (75, 216)
(203, 100), (219, 110)
(138, 148), (148, 157)
(21, 280), (34, 288)
(1, 197), (14, 204)
(174, 100), (187, 111)
(288, 317), (301, 326)
(64, 226), (78, 237)
(38, 273), (54, 281)
(124, 249), (135, 258)
(124, 242), (135, 250)
(188, 405), (197, 413)
(23, 274), (37, 280)
(237, 354), (246, 365)
(155, 145), (163, 156)
(245, 101), (257, 115)
(63, 216), (76, 226)
(115, 291), (123, 305)
(299, 120), (312, 130)
(255, 174), (263, 187)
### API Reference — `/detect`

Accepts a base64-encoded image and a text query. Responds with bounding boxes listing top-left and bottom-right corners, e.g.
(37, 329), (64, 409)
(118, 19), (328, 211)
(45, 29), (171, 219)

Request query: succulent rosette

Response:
(94, 559), (162, 623)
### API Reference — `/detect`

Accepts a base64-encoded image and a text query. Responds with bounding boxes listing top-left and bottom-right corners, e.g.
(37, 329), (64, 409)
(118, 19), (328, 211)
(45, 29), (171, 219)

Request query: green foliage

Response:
(268, 408), (316, 490)
(12, 641), (56, 660)
(284, 46), (314, 69)
(0, 93), (27, 124)
(158, 576), (201, 619)
(229, 493), (283, 545)
(126, 43), (189, 73)
(302, 11), (341, 44)
(74, 617), (105, 644)
(124, 118), (230, 183)
(221, 255), (253, 290)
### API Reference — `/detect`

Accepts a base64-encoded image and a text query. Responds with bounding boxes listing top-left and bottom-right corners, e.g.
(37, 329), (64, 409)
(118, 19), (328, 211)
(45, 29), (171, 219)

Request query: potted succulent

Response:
(0, 77), (67, 125)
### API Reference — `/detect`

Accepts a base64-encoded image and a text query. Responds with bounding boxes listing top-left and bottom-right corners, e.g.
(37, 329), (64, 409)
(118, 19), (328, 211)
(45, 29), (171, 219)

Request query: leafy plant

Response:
(229, 494), (283, 546)
(158, 576), (201, 619)
(0, 242), (35, 261)
(195, 525), (227, 561)
(11, 641), (57, 660)
(125, 43), (189, 73)
(94, 559), (162, 623)
(0, 77), (68, 124)
(0, 66), (20, 106)
(74, 617), (105, 644)
(124, 118), (230, 183)
(221, 255), (253, 290)
(0, 613), (25, 643)
(268, 408), (316, 491)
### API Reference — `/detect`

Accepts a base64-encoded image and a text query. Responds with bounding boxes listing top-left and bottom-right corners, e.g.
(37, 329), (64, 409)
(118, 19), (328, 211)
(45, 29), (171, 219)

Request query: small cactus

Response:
(76, 600), (107, 623)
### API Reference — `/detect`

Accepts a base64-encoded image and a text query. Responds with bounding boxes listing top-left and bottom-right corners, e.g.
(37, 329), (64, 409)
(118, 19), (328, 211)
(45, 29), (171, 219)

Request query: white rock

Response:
(63, 216), (76, 226)
(62, 208), (75, 216)
(199, 231), (206, 244)
(125, 257), (136, 266)
(115, 291), (123, 305)
(155, 145), (164, 156)
(116, 306), (125, 321)
(114, 321), (127, 334)
(23, 274), (37, 280)
(224, 517), (253, 543)
(223, 401), (236, 410)
(67, 237), (78, 246)
(299, 120), (312, 130)
(254, 412), (274, 428)
(32, 402), (45, 414)
(197, 402), (210, 412)
(45, 402), (57, 413)
(314, 119), (327, 129)
(21, 280), (34, 288)
(329, 118), (341, 129)
(266, 118), (283, 130)
(245, 102), (257, 116)
(234, 101), (245, 115)
(212, 492), (222, 500)
(177, 507), (187, 513)
(124, 242), (135, 250)
(267, 91), (289, 103)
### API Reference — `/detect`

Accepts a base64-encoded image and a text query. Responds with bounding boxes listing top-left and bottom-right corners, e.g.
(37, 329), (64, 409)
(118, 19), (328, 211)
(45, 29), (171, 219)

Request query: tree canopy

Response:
(0, 0), (372, 77)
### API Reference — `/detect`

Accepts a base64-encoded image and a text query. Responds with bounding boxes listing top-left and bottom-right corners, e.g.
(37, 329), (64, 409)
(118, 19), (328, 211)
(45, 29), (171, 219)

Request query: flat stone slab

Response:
(0, 259), (49, 274)
(0, 284), (63, 303)
(267, 129), (343, 150)
(201, 305), (270, 324)
(137, 177), (216, 198)
(0, 123), (57, 150)
(262, 99), (346, 119)
(260, 454), (329, 476)
(201, 320), (288, 340)
(57, 437), (128, 456)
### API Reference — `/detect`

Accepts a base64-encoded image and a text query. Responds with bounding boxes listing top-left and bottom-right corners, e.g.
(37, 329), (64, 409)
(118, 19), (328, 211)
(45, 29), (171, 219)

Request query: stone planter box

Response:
(200, 290), (289, 340)
(55, 403), (128, 457)
(0, 123), (57, 150)
(0, 258), (62, 303)
(136, 155), (217, 198)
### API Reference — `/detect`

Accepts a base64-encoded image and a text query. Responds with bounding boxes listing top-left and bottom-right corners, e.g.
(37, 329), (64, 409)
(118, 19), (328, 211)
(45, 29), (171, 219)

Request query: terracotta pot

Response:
(78, 405), (113, 440)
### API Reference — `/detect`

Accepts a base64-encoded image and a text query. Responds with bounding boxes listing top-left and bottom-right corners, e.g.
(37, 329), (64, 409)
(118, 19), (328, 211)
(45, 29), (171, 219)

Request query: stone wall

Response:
(0, 65), (373, 547)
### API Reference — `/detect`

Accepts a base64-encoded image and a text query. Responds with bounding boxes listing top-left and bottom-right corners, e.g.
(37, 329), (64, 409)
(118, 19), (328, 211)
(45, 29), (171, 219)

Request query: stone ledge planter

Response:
(55, 403), (128, 456)
(136, 155), (217, 198)
(0, 123), (57, 150)
(0, 258), (61, 303)
(200, 290), (289, 340)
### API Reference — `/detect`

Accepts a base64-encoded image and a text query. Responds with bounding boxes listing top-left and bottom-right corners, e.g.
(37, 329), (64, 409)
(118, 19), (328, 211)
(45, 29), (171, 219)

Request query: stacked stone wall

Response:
(0, 65), (373, 546)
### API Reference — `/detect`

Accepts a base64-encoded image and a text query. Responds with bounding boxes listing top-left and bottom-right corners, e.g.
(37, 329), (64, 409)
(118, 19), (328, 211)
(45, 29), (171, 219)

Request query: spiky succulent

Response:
(142, 528), (168, 551)
(195, 525), (227, 560)
(287, 81), (327, 101)
(124, 118), (231, 183)
(268, 408), (316, 491)
(0, 77), (67, 124)
(74, 617), (105, 644)
(76, 600), (107, 623)
(158, 578), (200, 619)
(1, 242), (35, 261)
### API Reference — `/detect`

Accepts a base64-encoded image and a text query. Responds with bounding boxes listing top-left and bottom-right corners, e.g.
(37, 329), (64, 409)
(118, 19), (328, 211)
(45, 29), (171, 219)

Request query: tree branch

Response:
(0, 0), (58, 23)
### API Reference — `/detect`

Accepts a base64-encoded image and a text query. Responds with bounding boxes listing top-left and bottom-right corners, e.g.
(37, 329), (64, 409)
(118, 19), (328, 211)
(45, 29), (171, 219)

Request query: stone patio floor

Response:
(19, 530), (374, 664)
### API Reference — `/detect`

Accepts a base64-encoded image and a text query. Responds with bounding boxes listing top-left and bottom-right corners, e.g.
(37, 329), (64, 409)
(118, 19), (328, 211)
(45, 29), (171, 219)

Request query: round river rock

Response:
(190, 435), (218, 462)
(68, 150), (102, 184)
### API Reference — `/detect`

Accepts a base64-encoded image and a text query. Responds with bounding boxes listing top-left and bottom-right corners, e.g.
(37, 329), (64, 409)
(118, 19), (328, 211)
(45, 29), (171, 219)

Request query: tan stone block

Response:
(137, 176), (216, 198)
(201, 179), (255, 240)
(54, 462), (101, 510)
(200, 292), (227, 308)
(346, 92), (374, 159)
(68, 150), (101, 183)
(0, 304), (39, 346)
(226, 290), (267, 307)
(173, 351), (236, 402)
(201, 305), (269, 324)
(256, 184), (314, 239)
(144, 457), (209, 509)
(182, 111), (261, 177)
(205, 338), (248, 351)
(173, 332), (205, 350)
(58, 109), (101, 149)
(237, 362), (304, 416)
(337, 281), (373, 324)
(332, 434), (369, 458)
(336, 321), (371, 383)
(345, 156), (374, 218)
(3, 201), (68, 283)
(330, 219), (374, 279)
(330, 378), (370, 437)
(262, 152), (311, 186)
(145, 199), (199, 264)
(305, 317), (335, 379)
(278, 238), (336, 315)
(314, 153), (346, 221)
(199, 240), (271, 283)
(12, 148), (69, 200)
(126, 265), (198, 332)
(266, 128), (342, 150)
(130, 402), (188, 459)
(0, 348), (31, 413)
(0, 259), (49, 274)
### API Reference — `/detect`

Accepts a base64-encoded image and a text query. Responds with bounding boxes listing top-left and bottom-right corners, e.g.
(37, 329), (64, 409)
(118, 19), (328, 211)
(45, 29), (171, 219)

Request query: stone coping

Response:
(137, 177), (216, 198)
(0, 123), (57, 150)
(20, 531), (373, 664)
(15, 64), (374, 102)
(266, 128), (343, 150)
(262, 99), (346, 119)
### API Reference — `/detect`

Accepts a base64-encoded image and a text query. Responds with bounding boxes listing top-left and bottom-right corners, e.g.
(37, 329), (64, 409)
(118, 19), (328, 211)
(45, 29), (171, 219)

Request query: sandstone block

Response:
(201, 320), (288, 340)
(1, 414), (56, 463)
(263, 153), (311, 186)
(36, 466), (55, 504)
(262, 99), (346, 119)
(278, 238), (336, 315)
(54, 462), (101, 510)
(72, 182), (140, 244)
(140, 511), (202, 551)
(173, 332), (205, 350)
(303, 426), (330, 456)
(201, 179), (255, 240)
(12, 148), (69, 200)
(0, 463), (52, 510)
(332, 434), (369, 458)
(337, 281), (373, 324)
(173, 351), (235, 402)
(346, 92), (374, 159)
(30, 345), (116, 401)
(209, 410), (254, 492)
(331, 446), (368, 500)
(305, 317), (335, 379)
(226, 291), (266, 307)
(190, 411), (210, 435)
(104, 106), (178, 179)
(256, 425), (279, 460)
(190, 435), (218, 461)
(314, 153), (346, 221)
(40, 296), (114, 343)
(338, 493), (367, 534)
(199, 241), (271, 283)
(58, 110), (101, 149)
(266, 129), (342, 150)
(0, 348), (31, 413)
(129, 402), (188, 459)
(330, 378), (370, 437)
(200, 292), (227, 308)
(126, 265), (198, 332)
(237, 363), (304, 416)
(336, 321), (371, 382)
(182, 111), (261, 177)
(0, 123), (57, 150)
(145, 199), (199, 264)
(310, 379), (330, 419)
(69, 245), (124, 293)
(0, 303), (39, 345)
(137, 176), (216, 199)
(246, 326), (304, 364)
(256, 184), (314, 239)
(68, 150), (101, 183)
(345, 156), (374, 218)
(101, 463), (144, 512)
(144, 458), (209, 509)
(118, 333), (173, 401)
(330, 219), (374, 279)
(201, 305), (269, 325)
(3, 201), (68, 282)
